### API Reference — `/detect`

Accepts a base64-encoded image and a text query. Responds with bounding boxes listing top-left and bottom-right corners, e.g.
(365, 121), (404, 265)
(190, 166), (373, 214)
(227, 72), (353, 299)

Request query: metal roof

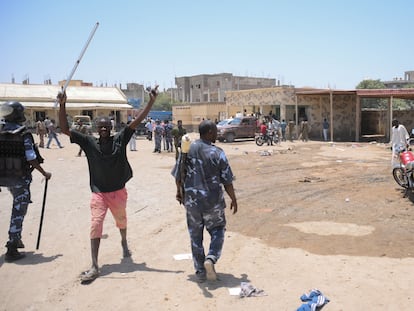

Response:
(295, 89), (356, 96)
(296, 88), (414, 99)
(0, 83), (129, 104)
(20, 102), (132, 109)
(356, 88), (414, 99)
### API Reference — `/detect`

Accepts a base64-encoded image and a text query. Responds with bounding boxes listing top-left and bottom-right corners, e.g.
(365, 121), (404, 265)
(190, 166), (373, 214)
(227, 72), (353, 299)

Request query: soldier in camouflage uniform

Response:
(0, 101), (52, 262)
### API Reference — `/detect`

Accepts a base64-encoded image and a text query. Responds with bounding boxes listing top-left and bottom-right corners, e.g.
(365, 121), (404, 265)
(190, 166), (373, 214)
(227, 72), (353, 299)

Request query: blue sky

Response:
(1, 0), (413, 90)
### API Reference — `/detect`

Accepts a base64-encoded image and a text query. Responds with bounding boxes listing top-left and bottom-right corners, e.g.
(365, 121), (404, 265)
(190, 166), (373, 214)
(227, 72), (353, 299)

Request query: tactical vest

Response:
(0, 126), (40, 186)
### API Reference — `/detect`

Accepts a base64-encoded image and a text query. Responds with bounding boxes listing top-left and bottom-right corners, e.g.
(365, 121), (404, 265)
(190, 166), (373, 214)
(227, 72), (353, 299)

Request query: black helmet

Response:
(1, 101), (26, 123)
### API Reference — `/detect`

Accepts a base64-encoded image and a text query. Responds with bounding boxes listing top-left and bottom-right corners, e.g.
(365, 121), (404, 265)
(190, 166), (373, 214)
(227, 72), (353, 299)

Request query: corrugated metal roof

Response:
(356, 88), (414, 99)
(296, 89), (356, 96)
(0, 83), (128, 103)
(296, 88), (414, 99)
(21, 102), (132, 109)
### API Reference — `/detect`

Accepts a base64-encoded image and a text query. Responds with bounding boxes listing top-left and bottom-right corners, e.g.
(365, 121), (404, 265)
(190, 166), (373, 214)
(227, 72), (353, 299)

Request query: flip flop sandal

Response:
(80, 269), (99, 284)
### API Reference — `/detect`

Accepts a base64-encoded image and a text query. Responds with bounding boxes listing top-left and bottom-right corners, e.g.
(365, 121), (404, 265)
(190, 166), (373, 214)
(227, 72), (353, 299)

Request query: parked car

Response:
(71, 115), (93, 134)
(217, 116), (258, 142)
(217, 119), (232, 126)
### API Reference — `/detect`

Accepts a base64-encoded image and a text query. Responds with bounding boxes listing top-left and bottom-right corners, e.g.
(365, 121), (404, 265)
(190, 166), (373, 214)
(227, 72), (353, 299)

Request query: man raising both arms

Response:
(58, 87), (158, 283)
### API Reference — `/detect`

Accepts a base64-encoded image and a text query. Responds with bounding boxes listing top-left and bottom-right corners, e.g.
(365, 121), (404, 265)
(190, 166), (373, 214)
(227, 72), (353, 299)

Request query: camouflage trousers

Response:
(185, 205), (226, 273)
(7, 179), (31, 242)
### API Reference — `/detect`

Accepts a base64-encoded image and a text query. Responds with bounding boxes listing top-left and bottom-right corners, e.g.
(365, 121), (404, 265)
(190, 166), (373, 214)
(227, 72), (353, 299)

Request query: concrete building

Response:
(383, 70), (414, 88)
(173, 86), (414, 142)
(121, 83), (145, 109)
(174, 73), (276, 103)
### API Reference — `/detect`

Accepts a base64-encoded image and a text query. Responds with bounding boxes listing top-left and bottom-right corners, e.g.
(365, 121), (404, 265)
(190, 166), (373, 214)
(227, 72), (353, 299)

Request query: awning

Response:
(295, 89), (356, 96)
(356, 89), (414, 99)
(20, 102), (133, 109)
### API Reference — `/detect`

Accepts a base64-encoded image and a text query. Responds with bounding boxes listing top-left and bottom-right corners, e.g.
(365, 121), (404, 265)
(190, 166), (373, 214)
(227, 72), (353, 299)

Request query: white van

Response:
(71, 115), (93, 134)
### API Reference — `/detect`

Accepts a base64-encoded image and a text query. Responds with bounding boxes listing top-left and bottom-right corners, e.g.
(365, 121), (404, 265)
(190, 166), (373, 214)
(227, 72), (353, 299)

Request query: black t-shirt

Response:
(70, 127), (134, 193)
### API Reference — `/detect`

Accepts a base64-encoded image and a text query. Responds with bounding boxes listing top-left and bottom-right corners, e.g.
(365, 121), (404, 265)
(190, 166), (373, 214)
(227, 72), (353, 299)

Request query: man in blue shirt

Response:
(280, 119), (287, 141)
(322, 118), (329, 141)
(172, 120), (238, 282)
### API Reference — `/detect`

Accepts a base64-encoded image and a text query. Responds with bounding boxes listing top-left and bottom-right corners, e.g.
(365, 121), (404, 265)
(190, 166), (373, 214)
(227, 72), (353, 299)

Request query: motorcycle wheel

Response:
(255, 136), (264, 146)
(393, 167), (408, 188)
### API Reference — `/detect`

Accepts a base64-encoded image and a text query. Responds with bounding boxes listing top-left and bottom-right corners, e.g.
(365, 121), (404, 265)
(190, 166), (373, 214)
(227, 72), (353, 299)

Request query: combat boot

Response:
(17, 239), (25, 248)
(5, 240), (26, 262)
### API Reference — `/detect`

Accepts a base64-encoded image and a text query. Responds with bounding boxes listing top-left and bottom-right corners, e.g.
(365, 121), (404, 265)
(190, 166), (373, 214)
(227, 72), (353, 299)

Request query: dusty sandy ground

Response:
(1, 131), (414, 311)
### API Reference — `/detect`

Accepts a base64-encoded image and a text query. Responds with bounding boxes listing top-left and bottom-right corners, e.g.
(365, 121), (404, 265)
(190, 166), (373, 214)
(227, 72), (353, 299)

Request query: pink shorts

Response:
(90, 188), (128, 239)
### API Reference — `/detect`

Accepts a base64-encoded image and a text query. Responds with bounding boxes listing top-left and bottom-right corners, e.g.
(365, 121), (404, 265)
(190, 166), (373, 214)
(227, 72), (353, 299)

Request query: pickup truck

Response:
(217, 116), (258, 142)
(70, 115), (93, 134)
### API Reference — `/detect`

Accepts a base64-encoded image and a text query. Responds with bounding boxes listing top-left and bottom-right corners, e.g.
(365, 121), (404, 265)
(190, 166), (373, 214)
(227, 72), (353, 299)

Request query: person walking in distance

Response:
(260, 120), (271, 145)
(288, 120), (295, 142)
(127, 119), (137, 151)
(145, 118), (153, 141)
(391, 119), (410, 168)
(58, 86), (158, 283)
(322, 118), (329, 141)
(301, 119), (309, 142)
(280, 119), (287, 142)
(46, 119), (63, 149)
(153, 119), (164, 153)
(36, 117), (47, 148)
(44, 116), (51, 136)
(171, 120), (187, 160)
(0, 101), (52, 262)
(172, 120), (238, 282)
(164, 120), (174, 152)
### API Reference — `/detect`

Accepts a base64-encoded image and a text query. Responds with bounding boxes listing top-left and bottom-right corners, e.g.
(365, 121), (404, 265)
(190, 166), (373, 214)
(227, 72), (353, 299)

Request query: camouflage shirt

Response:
(172, 139), (234, 210)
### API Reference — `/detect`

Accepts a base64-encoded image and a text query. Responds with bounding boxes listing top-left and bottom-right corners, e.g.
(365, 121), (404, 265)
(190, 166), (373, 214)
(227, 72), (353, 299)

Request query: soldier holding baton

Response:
(0, 101), (51, 262)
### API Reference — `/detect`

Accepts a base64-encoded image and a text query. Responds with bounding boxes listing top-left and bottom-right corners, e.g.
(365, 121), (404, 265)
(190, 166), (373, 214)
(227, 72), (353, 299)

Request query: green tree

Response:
(356, 79), (386, 109)
(356, 79), (414, 110)
(392, 83), (414, 109)
(143, 91), (174, 111)
(355, 79), (386, 89)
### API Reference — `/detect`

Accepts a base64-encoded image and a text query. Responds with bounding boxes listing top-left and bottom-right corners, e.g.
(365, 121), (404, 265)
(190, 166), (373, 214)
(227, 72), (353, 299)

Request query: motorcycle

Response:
(392, 141), (414, 197)
(255, 129), (279, 146)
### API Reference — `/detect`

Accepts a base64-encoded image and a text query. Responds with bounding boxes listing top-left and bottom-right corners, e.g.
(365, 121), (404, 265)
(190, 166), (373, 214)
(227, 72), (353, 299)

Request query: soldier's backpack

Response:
(0, 126), (43, 187)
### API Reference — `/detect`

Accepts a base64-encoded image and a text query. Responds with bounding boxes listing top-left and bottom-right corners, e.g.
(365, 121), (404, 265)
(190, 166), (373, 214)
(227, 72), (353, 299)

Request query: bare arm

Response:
(57, 92), (71, 136)
(175, 180), (183, 205)
(29, 159), (52, 180)
(129, 86), (159, 130)
(224, 183), (238, 214)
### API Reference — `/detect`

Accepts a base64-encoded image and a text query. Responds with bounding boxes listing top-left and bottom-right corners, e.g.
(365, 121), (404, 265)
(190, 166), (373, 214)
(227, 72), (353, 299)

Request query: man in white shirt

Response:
(391, 119), (409, 168)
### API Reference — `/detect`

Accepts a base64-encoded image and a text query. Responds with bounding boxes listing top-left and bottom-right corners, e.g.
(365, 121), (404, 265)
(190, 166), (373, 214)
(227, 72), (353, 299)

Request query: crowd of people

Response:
(255, 113), (315, 144)
(35, 116), (64, 149)
(34, 113), (189, 157)
(34, 110), (331, 157)
(143, 117), (186, 156)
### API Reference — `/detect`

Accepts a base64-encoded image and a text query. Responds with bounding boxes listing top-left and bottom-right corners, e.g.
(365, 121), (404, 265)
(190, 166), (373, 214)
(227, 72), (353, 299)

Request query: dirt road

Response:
(1, 133), (413, 310)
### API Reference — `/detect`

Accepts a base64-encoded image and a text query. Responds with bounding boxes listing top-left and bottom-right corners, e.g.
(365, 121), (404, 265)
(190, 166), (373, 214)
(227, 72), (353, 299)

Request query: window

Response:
(34, 111), (46, 121)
